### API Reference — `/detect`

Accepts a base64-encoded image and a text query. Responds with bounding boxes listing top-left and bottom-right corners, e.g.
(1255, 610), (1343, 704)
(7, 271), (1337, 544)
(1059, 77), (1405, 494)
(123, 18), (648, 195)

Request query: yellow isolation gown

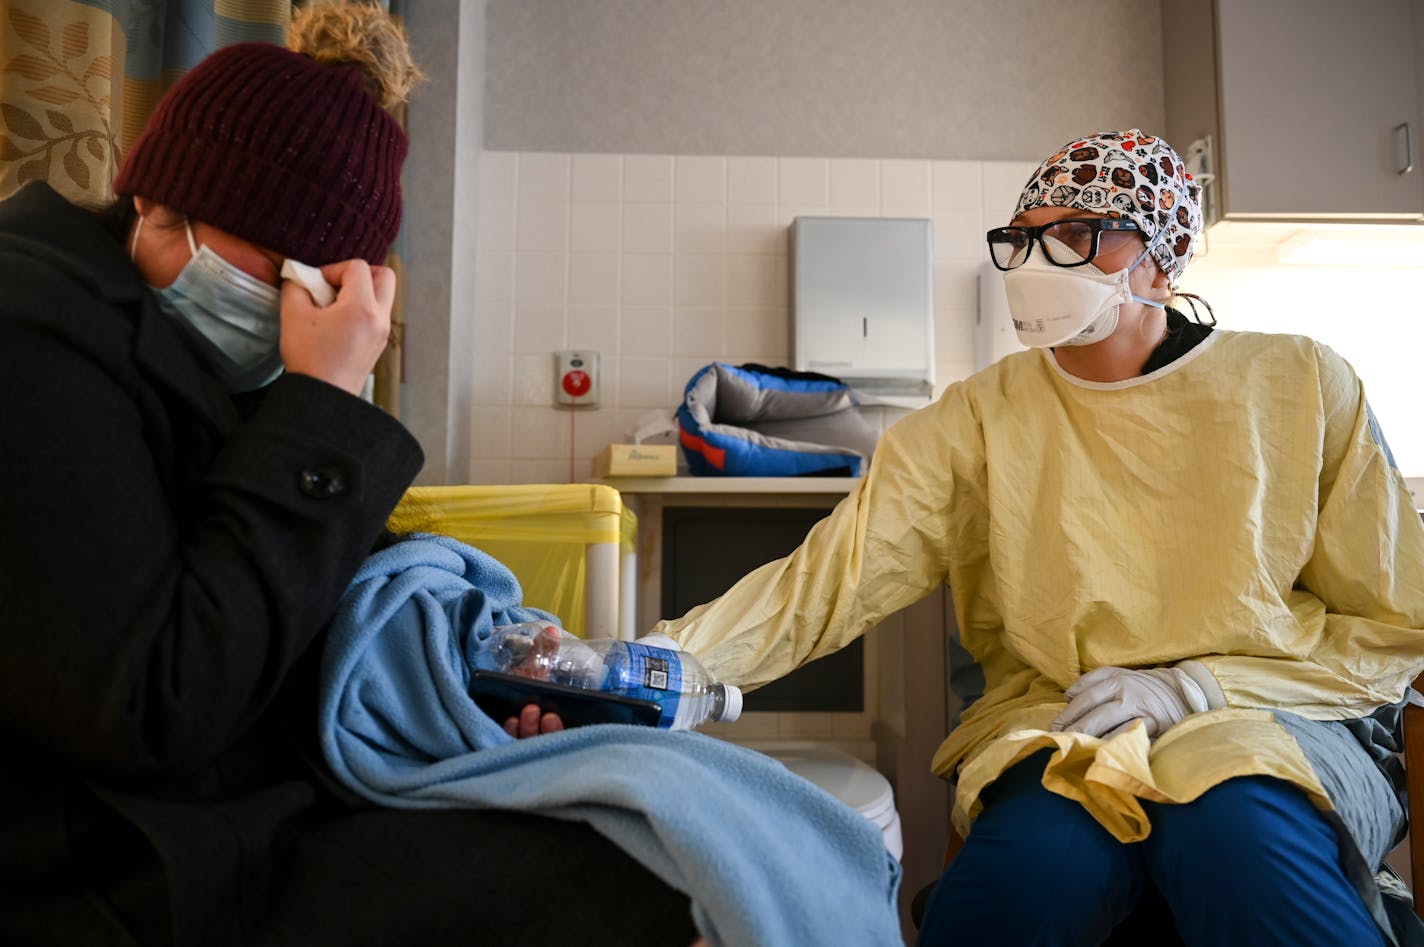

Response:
(655, 330), (1424, 843)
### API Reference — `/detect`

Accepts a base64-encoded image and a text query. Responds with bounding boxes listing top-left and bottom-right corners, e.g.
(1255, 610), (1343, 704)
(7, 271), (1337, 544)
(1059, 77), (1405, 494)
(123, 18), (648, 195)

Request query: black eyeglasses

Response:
(986, 217), (1142, 271)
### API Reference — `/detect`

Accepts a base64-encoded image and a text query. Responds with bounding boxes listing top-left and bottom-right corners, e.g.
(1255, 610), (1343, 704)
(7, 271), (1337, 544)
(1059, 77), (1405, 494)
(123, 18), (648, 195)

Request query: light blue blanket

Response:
(319, 533), (903, 947)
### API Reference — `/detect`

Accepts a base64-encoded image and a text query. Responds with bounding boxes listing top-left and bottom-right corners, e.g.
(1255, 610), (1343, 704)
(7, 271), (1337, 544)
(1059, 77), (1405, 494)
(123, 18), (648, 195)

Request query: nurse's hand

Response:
(1052, 666), (1209, 740)
(503, 703), (566, 739)
(280, 258), (396, 396)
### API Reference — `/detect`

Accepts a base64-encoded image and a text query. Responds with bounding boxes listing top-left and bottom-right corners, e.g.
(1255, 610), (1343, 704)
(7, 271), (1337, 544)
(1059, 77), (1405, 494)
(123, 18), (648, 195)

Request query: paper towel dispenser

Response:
(974, 262), (1027, 371)
(790, 216), (934, 400)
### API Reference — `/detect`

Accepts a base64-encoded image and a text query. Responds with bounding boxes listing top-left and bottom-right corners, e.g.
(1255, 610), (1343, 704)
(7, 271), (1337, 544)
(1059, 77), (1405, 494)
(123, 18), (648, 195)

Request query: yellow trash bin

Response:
(387, 483), (635, 639)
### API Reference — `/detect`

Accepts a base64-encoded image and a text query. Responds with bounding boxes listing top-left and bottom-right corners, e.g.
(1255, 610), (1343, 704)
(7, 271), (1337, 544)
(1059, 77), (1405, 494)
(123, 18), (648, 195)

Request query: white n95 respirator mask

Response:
(1003, 235), (1164, 348)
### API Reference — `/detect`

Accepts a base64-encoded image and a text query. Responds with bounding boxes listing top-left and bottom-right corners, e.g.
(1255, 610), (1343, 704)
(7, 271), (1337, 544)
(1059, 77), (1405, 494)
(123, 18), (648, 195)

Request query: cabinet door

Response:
(1216, 0), (1423, 218)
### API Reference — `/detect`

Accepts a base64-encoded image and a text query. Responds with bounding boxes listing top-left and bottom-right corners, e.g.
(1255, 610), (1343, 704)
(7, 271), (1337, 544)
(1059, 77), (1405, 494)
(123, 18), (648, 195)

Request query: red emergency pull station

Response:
(554, 351), (600, 407)
(561, 370), (591, 397)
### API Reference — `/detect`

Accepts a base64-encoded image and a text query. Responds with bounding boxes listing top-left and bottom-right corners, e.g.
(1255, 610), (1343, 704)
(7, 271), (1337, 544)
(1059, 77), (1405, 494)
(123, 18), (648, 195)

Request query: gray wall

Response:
(403, 0), (486, 484)
(485, 0), (1166, 160)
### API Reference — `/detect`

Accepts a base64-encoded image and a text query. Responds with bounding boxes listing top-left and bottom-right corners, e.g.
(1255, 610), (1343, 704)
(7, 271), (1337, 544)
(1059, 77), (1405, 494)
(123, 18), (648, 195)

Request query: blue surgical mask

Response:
(135, 217), (284, 392)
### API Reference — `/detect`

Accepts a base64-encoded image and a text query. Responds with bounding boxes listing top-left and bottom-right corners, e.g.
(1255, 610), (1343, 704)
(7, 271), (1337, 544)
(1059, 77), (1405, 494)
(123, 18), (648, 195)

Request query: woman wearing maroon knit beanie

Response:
(0, 5), (697, 945)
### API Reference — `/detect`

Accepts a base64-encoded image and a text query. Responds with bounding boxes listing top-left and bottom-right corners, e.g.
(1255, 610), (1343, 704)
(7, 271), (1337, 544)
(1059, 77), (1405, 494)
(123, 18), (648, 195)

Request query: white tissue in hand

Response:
(280, 259), (336, 307)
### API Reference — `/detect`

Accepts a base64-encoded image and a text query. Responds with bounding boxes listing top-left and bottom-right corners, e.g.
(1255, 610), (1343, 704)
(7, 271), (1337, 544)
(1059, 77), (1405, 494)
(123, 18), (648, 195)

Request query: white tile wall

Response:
(571, 154), (621, 202)
(471, 150), (1037, 483)
(475, 150), (1424, 483)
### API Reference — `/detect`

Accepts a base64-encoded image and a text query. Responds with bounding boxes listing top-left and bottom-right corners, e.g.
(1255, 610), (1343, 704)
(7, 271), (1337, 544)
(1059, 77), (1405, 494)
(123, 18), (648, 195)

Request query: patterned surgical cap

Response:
(1014, 129), (1203, 284)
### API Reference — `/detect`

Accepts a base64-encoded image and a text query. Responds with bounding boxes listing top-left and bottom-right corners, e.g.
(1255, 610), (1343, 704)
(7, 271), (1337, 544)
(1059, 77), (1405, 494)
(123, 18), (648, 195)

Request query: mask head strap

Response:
(1123, 228), (1168, 311)
(182, 216), (199, 256)
(129, 213), (200, 262)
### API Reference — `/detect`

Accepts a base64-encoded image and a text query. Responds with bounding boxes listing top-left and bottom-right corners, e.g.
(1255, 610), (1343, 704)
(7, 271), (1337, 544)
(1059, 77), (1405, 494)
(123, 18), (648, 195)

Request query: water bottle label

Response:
(611, 643), (683, 728)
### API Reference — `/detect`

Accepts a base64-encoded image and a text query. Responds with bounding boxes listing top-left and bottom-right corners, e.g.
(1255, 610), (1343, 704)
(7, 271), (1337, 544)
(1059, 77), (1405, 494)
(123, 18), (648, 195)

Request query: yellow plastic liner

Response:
(387, 484), (635, 637)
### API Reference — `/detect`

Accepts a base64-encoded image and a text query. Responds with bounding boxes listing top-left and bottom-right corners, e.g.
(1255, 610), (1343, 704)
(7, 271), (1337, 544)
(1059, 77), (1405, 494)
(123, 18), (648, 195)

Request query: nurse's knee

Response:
(1151, 775), (1333, 860)
(922, 820), (1143, 946)
(960, 750), (1137, 885)
(944, 786), (1140, 901)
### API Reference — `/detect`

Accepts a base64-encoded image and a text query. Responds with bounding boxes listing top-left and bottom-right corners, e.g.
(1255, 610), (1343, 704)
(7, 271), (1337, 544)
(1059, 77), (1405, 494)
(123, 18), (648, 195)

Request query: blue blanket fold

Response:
(319, 533), (902, 947)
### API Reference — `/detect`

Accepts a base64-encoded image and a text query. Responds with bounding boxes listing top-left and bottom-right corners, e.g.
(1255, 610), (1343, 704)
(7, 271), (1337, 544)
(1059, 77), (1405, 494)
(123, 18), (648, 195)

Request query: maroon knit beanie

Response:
(114, 42), (408, 266)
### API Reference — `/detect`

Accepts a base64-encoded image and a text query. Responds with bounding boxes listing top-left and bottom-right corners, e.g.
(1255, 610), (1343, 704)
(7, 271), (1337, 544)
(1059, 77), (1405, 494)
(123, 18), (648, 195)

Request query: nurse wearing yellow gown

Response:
(655, 130), (1424, 946)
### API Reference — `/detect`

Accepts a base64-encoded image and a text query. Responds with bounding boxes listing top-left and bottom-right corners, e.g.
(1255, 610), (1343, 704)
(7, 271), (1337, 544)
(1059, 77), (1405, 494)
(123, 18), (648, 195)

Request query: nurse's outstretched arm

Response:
(652, 388), (988, 690)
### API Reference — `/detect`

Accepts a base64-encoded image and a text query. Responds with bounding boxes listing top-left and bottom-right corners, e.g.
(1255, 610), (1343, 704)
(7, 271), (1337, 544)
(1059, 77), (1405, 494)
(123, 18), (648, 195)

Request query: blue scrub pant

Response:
(917, 750), (1386, 947)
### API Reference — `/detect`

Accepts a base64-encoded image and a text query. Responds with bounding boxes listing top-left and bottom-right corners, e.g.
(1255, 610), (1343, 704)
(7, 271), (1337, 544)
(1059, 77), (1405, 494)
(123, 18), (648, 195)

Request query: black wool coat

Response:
(0, 182), (427, 942)
(0, 184), (699, 947)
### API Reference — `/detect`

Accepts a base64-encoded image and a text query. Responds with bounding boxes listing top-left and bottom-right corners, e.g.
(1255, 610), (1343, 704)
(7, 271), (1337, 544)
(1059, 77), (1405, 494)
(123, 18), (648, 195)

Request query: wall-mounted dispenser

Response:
(974, 262), (1026, 371)
(790, 217), (934, 402)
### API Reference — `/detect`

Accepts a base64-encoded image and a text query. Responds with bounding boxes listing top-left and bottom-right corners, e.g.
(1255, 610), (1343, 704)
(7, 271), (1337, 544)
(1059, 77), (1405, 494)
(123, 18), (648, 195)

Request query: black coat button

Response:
(299, 468), (346, 499)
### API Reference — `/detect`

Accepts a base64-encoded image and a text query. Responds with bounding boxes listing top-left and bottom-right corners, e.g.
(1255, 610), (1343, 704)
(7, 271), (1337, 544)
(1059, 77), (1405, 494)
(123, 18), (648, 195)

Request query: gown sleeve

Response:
(655, 385), (986, 690)
(1190, 348), (1424, 716)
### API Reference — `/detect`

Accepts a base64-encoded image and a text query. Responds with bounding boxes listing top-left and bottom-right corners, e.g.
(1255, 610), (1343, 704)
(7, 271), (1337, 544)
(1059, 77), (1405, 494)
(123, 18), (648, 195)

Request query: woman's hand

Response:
(503, 703), (566, 739)
(279, 259), (395, 396)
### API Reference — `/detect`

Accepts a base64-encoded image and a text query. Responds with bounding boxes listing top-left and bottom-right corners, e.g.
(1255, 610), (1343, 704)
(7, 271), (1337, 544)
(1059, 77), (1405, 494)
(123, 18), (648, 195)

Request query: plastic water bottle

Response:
(484, 621), (743, 730)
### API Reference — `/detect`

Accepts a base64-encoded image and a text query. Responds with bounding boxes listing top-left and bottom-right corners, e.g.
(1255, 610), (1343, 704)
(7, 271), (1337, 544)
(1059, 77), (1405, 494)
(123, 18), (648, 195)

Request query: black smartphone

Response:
(469, 670), (664, 729)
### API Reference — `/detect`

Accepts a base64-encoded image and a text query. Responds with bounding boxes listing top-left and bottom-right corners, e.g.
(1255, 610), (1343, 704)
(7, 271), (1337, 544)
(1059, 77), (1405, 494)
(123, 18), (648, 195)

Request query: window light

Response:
(1277, 230), (1424, 267)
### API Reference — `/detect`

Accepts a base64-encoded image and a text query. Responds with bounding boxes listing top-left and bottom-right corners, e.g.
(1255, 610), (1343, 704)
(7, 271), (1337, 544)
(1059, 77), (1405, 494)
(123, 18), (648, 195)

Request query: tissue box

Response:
(593, 444), (677, 478)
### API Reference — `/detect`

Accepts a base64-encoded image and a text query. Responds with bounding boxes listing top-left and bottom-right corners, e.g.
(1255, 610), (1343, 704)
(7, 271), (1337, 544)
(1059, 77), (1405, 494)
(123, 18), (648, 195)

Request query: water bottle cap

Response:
(720, 684), (743, 722)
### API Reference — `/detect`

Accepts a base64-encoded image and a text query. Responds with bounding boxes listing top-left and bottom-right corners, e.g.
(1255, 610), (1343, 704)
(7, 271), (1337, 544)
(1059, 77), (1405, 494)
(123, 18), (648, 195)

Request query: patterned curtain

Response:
(0, 0), (287, 205)
(0, 0), (409, 417)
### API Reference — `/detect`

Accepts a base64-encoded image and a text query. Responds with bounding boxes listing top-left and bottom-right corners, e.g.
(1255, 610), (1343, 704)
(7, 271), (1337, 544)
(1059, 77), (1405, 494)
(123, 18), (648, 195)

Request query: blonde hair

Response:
(287, 1), (424, 110)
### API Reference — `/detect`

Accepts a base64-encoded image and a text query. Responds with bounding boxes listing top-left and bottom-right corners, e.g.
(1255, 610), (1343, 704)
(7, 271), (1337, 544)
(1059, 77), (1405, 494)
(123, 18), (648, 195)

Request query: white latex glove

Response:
(637, 632), (682, 650)
(1052, 666), (1210, 739)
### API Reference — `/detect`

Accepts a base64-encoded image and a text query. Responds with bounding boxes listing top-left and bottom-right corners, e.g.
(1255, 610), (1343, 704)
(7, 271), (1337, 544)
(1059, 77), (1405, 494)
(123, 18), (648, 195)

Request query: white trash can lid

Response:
(754, 742), (896, 818)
